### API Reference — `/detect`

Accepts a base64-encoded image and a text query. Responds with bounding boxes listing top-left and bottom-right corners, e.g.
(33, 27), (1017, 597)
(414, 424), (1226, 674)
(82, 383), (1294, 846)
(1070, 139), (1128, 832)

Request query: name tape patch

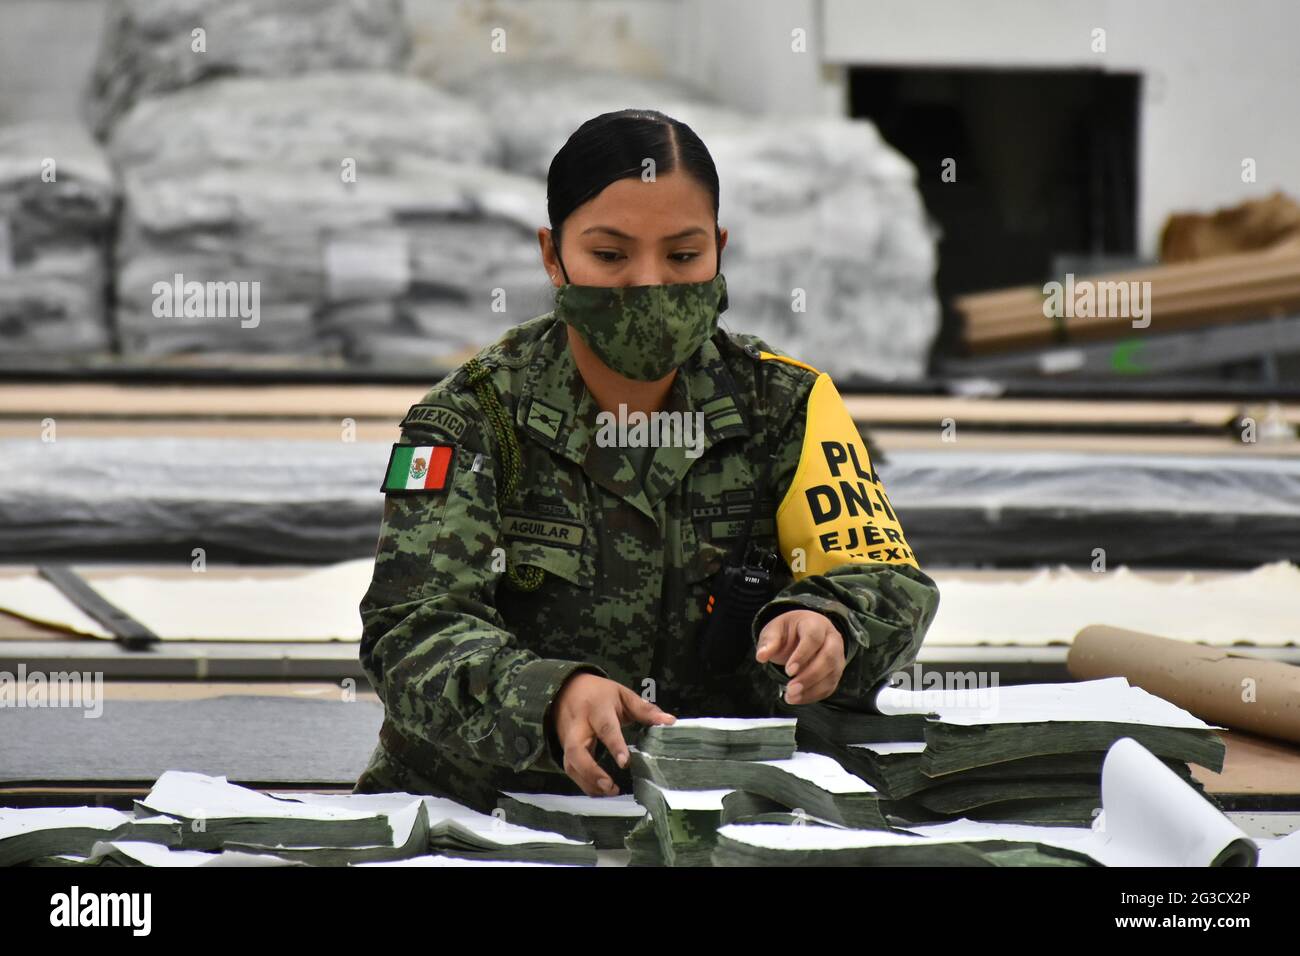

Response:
(501, 512), (585, 549)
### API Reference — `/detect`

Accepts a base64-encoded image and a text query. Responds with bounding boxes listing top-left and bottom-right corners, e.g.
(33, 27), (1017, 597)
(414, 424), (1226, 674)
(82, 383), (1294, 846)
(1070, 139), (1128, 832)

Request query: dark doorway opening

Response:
(848, 66), (1141, 370)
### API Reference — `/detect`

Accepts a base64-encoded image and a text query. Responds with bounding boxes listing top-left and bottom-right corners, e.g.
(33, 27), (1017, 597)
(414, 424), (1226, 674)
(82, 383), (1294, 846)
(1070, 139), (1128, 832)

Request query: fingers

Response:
(786, 643), (843, 704)
(591, 705), (633, 770)
(755, 614), (794, 665)
(784, 616), (847, 705)
(558, 679), (676, 794)
(785, 624), (837, 691)
(563, 737), (618, 796)
(620, 686), (676, 728)
(782, 617), (827, 679)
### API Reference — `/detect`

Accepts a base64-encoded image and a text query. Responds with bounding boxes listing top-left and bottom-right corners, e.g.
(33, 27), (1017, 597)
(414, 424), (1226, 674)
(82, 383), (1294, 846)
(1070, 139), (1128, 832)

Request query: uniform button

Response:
(515, 735), (532, 755)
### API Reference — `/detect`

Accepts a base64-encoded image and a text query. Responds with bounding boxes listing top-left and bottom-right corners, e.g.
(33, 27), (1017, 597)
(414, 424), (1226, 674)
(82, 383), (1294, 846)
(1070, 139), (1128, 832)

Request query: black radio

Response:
(698, 542), (780, 671)
(696, 445), (781, 672)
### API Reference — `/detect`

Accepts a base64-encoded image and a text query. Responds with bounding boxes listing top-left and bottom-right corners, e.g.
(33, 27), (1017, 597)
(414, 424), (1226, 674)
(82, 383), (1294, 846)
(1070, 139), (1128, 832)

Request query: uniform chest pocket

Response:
(684, 465), (780, 583)
(497, 523), (596, 663)
(681, 519), (731, 585)
(502, 511), (595, 589)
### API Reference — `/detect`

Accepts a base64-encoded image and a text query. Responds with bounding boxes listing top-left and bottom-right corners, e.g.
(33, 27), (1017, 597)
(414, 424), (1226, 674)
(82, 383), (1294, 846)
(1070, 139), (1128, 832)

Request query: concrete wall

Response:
(821, 0), (1300, 256)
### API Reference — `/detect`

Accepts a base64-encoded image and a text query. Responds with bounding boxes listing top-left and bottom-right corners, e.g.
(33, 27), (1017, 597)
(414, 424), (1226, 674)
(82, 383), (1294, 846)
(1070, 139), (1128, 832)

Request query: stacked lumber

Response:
(956, 245), (1300, 354)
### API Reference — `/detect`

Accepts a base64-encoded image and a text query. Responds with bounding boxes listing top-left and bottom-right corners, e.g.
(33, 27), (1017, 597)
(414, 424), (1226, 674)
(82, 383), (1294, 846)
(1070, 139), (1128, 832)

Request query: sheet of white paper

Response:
(722, 739), (1261, 868)
(355, 855), (572, 867)
(638, 780), (732, 811)
(755, 751), (877, 794)
(87, 840), (303, 867)
(1094, 737), (1257, 866)
(927, 562), (1300, 647)
(500, 792), (645, 817)
(910, 819), (1100, 855)
(847, 742), (927, 755)
(0, 559), (373, 641)
(0, 576), (111, 637)
(0, 806), (129, 839)
(653, 717), (797, 732)
(1257, 830), (1300, 867)
(142, 771), (384, 822)
(874, 676), (1217, 730)
(716, 823), (935, 851)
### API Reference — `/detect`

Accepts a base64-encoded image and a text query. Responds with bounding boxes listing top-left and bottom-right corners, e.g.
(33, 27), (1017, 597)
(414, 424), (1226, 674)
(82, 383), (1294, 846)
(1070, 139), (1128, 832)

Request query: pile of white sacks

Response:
(61, 0), (939, 377)
(0, 122), (116, 358)
(85, 0), (411, 136)
(108, 72), (551, 359)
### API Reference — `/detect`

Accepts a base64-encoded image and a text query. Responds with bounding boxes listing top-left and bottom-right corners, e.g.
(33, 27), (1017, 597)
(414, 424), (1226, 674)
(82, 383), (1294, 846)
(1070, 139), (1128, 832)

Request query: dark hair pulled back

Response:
(546, 109), (722, 279)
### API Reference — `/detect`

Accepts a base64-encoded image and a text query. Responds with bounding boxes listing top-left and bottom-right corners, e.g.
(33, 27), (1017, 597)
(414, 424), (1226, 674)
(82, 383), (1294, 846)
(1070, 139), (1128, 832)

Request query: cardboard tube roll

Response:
(1068, 624), (1300, 745)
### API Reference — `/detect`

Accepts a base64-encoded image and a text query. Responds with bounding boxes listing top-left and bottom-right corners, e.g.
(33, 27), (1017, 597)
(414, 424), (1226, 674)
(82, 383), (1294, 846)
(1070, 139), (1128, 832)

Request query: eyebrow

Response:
(579, 226), (709, 241)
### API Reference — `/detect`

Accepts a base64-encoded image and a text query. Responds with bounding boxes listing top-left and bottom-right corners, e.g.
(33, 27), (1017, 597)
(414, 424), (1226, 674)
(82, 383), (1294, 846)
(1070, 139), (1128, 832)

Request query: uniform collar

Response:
(516, 316), (752, 521)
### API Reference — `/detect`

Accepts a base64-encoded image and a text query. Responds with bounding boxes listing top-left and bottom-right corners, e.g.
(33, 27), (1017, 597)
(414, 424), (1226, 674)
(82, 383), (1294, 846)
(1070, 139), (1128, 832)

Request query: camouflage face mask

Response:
(555, 273), (730, 381)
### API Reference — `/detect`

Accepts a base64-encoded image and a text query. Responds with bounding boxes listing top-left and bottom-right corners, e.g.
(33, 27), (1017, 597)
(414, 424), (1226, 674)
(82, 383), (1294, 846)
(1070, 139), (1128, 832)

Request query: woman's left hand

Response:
(754, 610), (846, 705)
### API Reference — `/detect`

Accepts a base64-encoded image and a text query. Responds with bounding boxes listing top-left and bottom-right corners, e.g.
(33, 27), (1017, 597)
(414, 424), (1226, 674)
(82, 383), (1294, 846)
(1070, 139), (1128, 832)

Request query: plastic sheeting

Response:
(444, 63), (942, 381)
(0, 122), (116, 357)
(884, 449), (1300, 567)
(2, 439), (1296, 567)
(0, 438), (384, 562)
(1, 695), (383, 786)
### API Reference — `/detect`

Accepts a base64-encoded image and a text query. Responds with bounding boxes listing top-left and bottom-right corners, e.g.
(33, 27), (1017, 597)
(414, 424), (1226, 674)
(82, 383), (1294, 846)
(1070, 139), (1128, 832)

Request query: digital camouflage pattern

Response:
(354, 311), (941, 813)
(554, 273), (729, 381)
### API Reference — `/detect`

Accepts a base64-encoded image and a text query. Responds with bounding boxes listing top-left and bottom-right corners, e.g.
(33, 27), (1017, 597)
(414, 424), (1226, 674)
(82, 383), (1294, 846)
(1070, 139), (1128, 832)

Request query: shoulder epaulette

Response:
(757, 350), (821, 376)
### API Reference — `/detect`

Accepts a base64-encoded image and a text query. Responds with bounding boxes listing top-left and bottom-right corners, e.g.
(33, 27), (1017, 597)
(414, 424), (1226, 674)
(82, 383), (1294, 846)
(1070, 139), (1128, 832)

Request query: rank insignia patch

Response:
(382, 443), (456, 494)
(526, 399), (565, 441)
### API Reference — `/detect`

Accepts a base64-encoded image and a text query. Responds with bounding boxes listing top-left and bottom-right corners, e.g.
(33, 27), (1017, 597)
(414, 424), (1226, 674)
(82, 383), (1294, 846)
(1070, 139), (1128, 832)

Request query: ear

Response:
(538, 227), (563, 286)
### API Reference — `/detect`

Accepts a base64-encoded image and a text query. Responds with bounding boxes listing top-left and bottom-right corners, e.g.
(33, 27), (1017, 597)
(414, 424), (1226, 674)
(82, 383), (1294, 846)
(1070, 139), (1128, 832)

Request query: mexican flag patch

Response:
(382, 444), (455, 493)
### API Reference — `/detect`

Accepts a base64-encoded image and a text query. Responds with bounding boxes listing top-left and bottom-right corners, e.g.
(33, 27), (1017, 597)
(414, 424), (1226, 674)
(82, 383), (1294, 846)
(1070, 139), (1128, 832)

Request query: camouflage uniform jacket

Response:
(354, 313), (940, 812)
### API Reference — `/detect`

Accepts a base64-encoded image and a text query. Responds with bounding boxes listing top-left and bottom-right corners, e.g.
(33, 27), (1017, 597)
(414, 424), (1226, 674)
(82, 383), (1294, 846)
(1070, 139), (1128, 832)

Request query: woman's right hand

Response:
(550, 672), (676, 796)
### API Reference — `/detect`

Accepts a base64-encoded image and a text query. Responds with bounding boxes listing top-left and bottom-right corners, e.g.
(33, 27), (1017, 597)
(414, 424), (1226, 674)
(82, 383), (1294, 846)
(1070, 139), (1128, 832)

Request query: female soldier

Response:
(354, 109), (940, 812)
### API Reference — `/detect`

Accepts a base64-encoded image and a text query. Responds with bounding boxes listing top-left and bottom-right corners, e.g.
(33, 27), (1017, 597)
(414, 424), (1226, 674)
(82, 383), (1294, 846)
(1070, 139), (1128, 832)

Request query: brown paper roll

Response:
(1068, 624), (1300, 744)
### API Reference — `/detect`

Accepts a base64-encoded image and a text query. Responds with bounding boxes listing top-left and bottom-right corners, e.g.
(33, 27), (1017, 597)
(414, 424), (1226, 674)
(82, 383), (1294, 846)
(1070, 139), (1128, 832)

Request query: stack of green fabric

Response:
(785, 677), (1225, 826)
(133, 771), (396, 851)
(262, 789), (597, 865)
(631, 780), (731, 866)
(638, 717), (797, 761)
(711, 822), (1099, 867)
(9, 771), (599, 867)
(1, 808), (182, 867)
(625, 716), (897, 865)
(624, 813), (665, 866)
(495, 792), (646, 849)
(630, 750), (890, 829)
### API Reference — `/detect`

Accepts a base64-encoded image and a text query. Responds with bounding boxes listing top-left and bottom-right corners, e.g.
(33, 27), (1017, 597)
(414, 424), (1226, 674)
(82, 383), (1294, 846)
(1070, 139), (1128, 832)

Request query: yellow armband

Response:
(773, 369), (919, 577)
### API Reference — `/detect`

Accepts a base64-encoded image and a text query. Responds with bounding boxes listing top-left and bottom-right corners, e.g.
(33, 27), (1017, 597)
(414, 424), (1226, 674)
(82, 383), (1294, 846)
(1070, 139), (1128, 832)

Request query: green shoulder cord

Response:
(463, 357), (545, 592)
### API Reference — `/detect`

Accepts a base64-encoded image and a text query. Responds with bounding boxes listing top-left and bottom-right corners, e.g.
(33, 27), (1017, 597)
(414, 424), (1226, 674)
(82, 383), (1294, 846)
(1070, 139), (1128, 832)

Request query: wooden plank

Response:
(5, 389), (1285, 433)
(956, 247), (1300, 317)
(841, 394), (1299, 428)
(1193, 730), (1300, 796)
(0, 419), (401, 441)
(866, 427), (1300, 455)
(0, 383), (426, 419)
